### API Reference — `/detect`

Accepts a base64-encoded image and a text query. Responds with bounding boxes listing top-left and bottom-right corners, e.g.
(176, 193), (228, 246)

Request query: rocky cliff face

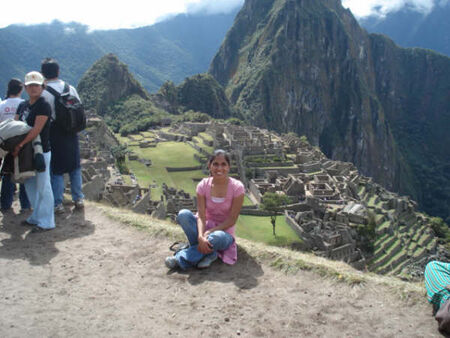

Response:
(77, 54), (150, 114)
(209, 0), (450, 221)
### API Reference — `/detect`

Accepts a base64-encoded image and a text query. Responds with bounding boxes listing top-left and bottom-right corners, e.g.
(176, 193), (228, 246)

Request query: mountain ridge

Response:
(0, 10), (238, 96)
(209, 0), (450, 221)
(359, 1), (450, 57)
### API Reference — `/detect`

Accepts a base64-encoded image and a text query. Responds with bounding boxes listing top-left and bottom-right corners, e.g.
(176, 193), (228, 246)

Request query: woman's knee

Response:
(207, 231), (233, 249)
(176, 209), (194, 225)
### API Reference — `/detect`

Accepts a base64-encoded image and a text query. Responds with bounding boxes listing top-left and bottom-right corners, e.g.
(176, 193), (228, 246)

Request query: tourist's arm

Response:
(204, 193), (244, 236)
(12, 115), (47, 157)
(197, 193), (213, 254)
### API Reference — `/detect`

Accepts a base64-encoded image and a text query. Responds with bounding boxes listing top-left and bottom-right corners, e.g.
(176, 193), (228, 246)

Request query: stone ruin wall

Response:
(77, 118), (443, 275)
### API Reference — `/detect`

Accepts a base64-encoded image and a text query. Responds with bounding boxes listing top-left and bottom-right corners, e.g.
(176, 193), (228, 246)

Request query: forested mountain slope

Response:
(0, 10), (238, 95)
(209, 0), (450, 221)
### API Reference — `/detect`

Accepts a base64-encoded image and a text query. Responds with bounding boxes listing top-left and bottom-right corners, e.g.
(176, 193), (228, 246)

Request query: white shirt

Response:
(41, 79), (81, 120)
(0, 97), (24, 122)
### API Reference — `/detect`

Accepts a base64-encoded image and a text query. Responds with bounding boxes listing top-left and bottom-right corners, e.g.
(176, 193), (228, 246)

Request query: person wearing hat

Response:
(12, 71), (54, 232)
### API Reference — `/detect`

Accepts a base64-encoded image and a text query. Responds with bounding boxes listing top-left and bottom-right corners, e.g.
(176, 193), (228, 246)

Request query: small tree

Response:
(111, 145), (130, 175)
(260, 192), (291, 236)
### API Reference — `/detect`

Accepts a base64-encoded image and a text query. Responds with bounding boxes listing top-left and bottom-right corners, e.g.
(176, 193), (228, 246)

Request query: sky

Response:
(0, 0), (448, 30)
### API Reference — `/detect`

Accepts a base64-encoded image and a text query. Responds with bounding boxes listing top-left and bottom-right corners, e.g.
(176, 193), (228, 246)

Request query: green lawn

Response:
(115, 133), (131, 144)
(128, 141), (200, 166)
(140, 131), (156, 138)
(126, 160), (153, 186)
(198, 132), (213, 142)
(358, 185), (365, 196)
(160, 127), (185, 137)
(122, 174), (133, 185)
(243, 195), (254, 206)
(192, 136), (214, 153)
(236, 215), (303, 248)
(377, 220), (391, 233)
(125, 141), (203, 199)
(368, 195), (378, 207)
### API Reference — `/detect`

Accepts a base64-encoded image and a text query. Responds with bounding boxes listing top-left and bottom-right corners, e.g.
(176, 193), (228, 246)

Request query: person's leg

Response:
(50, 172), (64, 207)
(170, 209), (203, 269)
(24, 177), (37, 224)
(69, 167), (84, 202)
(174, 230), (234, 270)
(176, 209), (198, 245)
(196, 231), (234, 268)
(26, 152), (54, 229)
(175, 245), (205, 269)
(207, 231), (234, 251)
(1, 175), (15, 210)
(19, 183), (31, 210)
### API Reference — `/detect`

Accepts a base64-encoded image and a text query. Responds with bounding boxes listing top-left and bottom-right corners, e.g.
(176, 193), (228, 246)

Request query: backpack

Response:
(46, 83), (86, 134)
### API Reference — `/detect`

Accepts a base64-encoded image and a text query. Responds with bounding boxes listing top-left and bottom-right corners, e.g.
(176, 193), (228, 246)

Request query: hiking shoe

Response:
(30, 226), (52, 233)
(197, 252), (218, 269)
(54, 204), (64, 214)
(165, 256), (179, 269)
(74, 199), (84, 209)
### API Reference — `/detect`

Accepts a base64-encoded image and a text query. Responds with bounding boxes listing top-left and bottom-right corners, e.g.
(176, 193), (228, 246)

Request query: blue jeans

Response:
(51, 167), (84, 207)
(1, 175), (30, 210)
(175, 209), (234, 269)
(24, 152), (55, 229)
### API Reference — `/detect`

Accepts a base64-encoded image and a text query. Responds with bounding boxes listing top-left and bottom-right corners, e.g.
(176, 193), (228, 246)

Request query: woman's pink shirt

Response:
(196, 176), (245, 264)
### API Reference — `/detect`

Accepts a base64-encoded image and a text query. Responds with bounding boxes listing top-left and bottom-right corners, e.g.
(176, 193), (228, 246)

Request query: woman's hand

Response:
(12, 144), (23, 157)
(197, 234), (213, 254)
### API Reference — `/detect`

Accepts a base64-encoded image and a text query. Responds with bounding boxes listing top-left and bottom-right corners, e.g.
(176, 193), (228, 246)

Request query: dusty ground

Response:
(0, 203), (441, 337)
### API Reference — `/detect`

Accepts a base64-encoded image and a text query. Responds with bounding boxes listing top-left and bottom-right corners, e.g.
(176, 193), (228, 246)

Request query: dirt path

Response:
(0, 204), (440, 337)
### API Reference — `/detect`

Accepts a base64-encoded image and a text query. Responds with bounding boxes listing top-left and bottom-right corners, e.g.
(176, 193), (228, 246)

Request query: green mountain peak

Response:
(77, 53), (150, 115)
(209, 0), (450, 222)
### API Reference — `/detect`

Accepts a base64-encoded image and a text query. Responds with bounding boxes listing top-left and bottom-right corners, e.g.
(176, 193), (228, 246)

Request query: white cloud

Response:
(2, 0), (446, 30)
(186, 0), (244, 14)
(64, 27), (76, 35)
(0, 0), (244, 30)
(342, 0), (448, 18)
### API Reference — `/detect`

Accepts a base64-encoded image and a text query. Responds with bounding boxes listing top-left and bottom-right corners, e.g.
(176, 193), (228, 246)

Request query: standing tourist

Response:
(40, 58), (84, 213)
(13, 71), (54, 232)
(165, 149), (245, 270)
(0, 79), (30, 212)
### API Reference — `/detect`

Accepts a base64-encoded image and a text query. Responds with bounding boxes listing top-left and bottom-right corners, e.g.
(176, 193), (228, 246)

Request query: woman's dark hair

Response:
(41, 57), (59, 79)
(6, 78), (23, 98)
(208, 149), (231, 167)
